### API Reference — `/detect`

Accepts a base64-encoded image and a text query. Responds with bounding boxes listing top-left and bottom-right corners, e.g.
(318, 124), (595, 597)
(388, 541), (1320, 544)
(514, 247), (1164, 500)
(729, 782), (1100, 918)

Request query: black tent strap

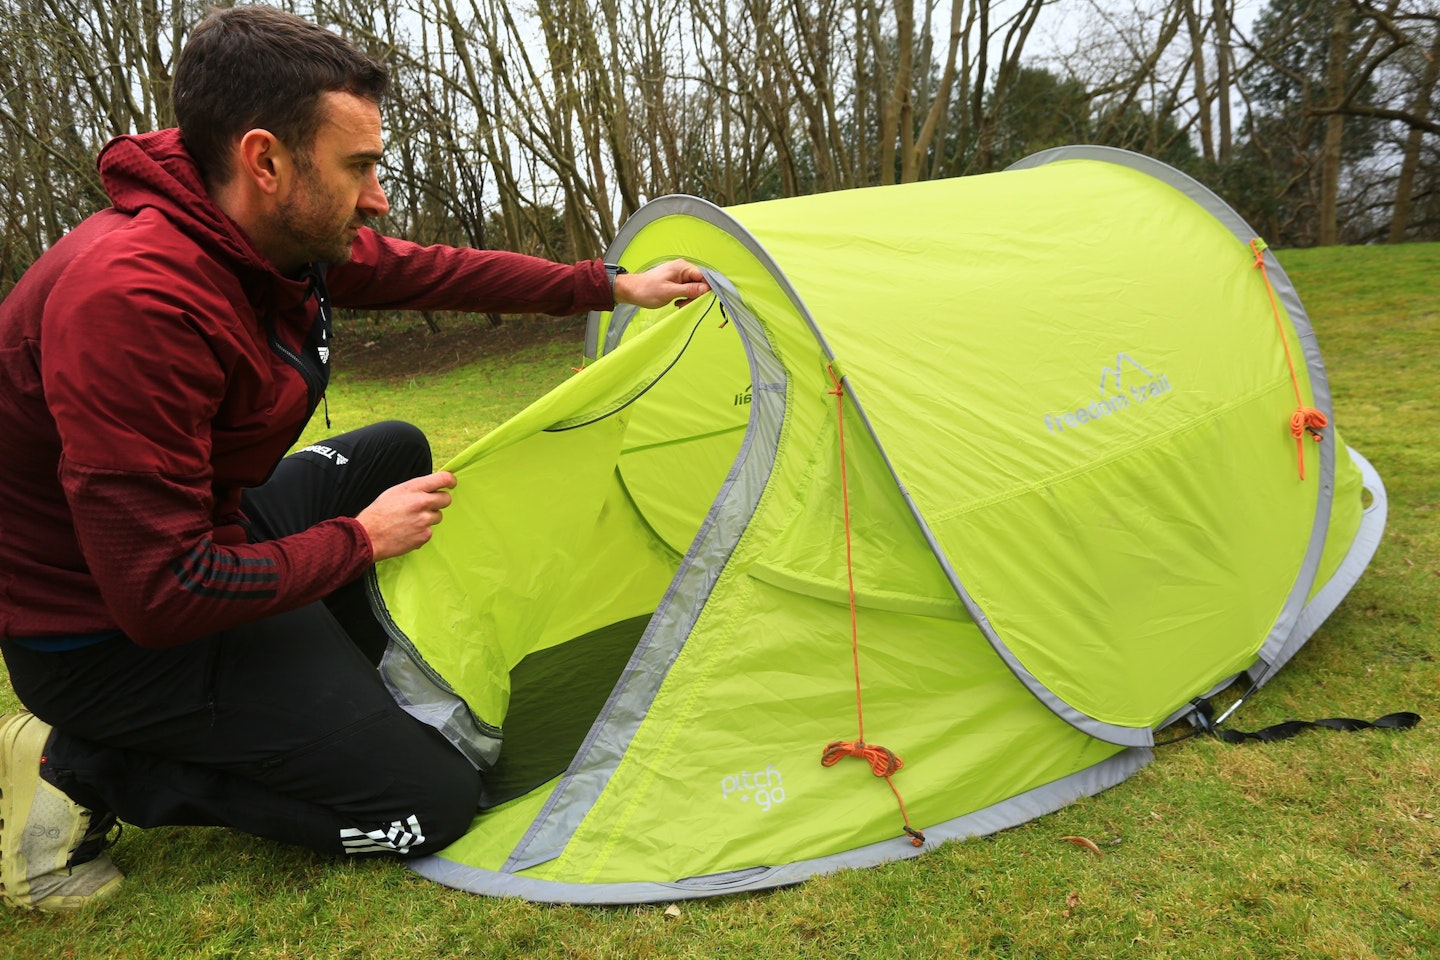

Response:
(1211, 711), (1421, 744)
(1170, 696), (1423, 746)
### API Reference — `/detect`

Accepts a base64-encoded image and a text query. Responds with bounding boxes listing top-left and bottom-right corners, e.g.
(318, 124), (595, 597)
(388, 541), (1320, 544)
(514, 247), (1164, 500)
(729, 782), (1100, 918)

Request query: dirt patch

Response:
(333, 314), (588, 381)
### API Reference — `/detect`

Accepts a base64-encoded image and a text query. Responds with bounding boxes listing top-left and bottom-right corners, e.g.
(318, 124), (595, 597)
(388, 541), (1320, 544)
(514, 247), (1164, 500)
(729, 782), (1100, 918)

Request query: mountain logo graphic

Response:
(1098, 353), (1156, 396)
(1044, 353), (1173, 435)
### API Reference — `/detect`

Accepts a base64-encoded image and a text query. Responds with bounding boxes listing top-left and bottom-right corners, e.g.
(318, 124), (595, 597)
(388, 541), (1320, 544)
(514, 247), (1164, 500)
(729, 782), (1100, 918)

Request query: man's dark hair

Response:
(173, 5), (389, 185)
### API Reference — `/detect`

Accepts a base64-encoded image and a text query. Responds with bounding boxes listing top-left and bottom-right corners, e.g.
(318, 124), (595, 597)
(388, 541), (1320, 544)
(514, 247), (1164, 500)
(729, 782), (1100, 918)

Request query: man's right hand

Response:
(356, 471), (457, 562)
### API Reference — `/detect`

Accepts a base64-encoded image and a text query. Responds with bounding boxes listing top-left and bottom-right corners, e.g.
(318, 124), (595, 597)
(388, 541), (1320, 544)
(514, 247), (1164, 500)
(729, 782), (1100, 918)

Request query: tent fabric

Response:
(369, 146), (1386, 903)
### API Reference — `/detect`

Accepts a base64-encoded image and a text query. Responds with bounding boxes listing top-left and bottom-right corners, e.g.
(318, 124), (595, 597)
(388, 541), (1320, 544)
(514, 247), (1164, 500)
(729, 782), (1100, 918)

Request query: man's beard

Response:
(272, 167), (362, 266)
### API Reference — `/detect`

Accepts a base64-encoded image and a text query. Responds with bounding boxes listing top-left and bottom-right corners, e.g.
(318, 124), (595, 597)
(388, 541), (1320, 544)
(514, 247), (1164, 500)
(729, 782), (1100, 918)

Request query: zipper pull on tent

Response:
(820, 363), (926, 849)
(1250, 237), (1329, 480)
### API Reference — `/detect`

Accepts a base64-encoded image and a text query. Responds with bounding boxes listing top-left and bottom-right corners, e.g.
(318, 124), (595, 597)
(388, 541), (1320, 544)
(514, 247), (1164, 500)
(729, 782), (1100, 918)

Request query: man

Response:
(0, 5), (708, 911)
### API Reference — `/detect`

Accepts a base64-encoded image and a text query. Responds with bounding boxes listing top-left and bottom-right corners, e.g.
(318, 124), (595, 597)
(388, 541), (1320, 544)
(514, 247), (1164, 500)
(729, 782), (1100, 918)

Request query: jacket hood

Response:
(97, 129), (279, 285)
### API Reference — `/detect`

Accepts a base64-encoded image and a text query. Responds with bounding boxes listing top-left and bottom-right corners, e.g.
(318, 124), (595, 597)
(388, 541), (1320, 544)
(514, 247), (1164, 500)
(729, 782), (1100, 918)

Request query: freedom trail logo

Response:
(1044, 353), (1173, 435)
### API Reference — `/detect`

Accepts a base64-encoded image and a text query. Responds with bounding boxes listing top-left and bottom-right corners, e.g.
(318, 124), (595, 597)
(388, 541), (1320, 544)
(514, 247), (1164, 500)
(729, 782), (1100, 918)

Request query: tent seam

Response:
(924, 376), (1303, 527)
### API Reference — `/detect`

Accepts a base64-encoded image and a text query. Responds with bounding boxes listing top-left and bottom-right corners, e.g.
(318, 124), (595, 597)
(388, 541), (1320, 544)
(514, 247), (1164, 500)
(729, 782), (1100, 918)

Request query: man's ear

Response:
(235, 128), (289, 197)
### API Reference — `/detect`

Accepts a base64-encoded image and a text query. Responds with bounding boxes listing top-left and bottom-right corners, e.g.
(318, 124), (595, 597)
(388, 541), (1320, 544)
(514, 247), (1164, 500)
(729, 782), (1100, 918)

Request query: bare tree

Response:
(1388, 12), (1440, 239)
(1215, 0), (1236, 160)
(6, 0), (1437, 304)
(0, 0), (198, 296)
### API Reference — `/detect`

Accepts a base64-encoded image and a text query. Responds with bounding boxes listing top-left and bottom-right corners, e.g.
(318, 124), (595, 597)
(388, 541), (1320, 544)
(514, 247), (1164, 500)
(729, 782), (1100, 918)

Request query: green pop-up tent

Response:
(369, 146), (1386, 902)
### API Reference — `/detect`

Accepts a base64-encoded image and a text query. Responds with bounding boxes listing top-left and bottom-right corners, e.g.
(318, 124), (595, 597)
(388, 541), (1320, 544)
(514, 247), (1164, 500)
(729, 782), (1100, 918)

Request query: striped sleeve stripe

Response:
(171, 537), (280, 600)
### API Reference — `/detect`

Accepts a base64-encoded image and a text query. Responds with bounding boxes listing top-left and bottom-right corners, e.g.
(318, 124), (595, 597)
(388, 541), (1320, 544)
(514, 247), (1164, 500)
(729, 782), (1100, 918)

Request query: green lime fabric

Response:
(724, 162), (1321, 730)
(375, 305), (715, 727)
(374, 151), (1381, 900)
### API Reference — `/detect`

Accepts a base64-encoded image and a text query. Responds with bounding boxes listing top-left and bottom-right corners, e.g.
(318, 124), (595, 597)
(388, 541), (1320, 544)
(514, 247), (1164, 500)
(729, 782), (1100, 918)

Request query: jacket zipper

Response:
(268, 332), (325, 421)
(259, 266), (334, 482)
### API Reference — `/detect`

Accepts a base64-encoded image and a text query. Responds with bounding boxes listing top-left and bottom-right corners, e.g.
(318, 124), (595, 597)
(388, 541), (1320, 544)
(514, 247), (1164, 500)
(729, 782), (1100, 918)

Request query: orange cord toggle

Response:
(1291, 407), (1329, 443)
(1249, 237), (1268, 270)
(1250, 238), (1327, 480)
(819, 364), (925, 849)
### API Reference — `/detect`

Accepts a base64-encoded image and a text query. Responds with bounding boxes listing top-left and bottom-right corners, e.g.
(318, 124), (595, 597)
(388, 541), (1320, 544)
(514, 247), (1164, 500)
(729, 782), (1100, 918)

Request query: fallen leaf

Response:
(1061, 835), (1103, 857)
(664, 904), (682, 919)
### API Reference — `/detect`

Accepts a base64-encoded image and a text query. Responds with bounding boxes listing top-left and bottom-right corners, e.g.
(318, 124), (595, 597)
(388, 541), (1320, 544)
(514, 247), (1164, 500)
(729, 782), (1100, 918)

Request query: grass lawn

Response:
(1, 242), (1436, 959)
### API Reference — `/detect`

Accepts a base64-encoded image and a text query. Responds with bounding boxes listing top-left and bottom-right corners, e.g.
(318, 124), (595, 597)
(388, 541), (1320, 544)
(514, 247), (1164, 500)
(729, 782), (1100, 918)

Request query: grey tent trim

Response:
(503, 270), (787, 874)
(590, 194), (843, 364)
(596, 303), (638, 361)
(1156, 450), (1384, 730)
(370, 574), (503, 771)
(1253, 241), (1337, 671)
(1002, 144), (1339, 734)
(1008, 146), (1257, 238)
(1252, 446), (1388, 686)
(411, 745), (1150, 903)
(588, 197), (729, 357)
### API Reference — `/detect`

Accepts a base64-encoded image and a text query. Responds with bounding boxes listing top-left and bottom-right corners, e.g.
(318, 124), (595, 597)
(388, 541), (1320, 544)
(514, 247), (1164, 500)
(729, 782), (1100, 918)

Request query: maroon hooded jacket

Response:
(0, 129), (614, 648)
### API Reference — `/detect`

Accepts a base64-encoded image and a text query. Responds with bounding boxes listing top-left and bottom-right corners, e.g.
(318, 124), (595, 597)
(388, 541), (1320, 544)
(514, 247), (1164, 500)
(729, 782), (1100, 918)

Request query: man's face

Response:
(269, 91), (389, 267)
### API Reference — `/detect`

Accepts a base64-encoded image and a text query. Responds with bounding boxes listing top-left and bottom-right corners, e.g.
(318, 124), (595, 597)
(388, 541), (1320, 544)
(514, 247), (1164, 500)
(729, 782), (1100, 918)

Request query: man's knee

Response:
(407, 745), (481, 855)
(358, 420), (433, 479)
(340, 722), (480, 857)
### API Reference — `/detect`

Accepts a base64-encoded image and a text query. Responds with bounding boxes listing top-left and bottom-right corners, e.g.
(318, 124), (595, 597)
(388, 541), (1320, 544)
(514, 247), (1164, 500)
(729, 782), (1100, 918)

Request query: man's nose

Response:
(359, 169), (389, 218)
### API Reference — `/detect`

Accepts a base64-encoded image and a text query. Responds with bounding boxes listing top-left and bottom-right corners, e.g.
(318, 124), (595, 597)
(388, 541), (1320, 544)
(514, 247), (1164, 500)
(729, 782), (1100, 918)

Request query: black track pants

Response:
(1, 421), (481, 857)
